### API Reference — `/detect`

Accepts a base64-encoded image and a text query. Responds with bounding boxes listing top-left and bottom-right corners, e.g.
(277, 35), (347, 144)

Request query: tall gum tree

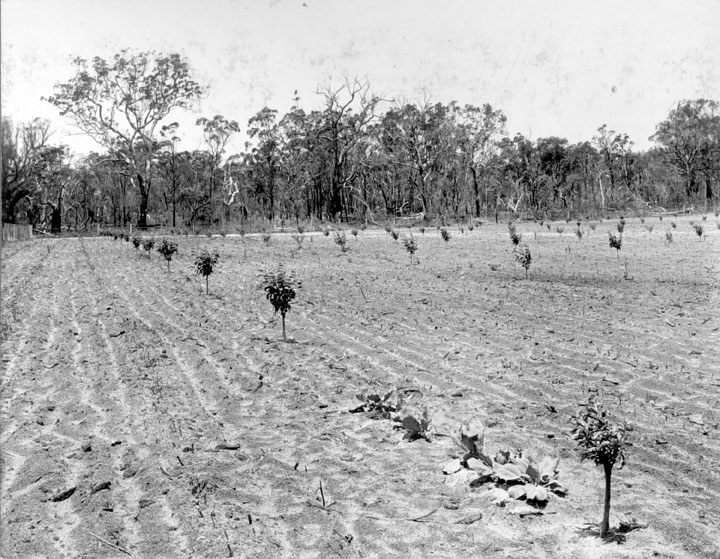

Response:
(651, 99), (720, 204)
(45, 50), (204, 228)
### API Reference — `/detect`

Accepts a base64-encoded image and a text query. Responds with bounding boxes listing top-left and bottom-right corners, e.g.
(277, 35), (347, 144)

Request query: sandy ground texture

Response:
(1, 215), (719, 558)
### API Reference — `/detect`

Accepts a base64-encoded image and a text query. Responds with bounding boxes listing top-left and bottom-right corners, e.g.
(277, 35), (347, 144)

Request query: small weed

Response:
(390, 229), (399, 242)
(644, 224), (654, 233)
(395, 407), (432, 442)
(608, 232), (622, 256)
(665, 230), (673, 243)
(440, 228), (451, 244)
(132, 236), (141, 250)
(262, 233), (271, 244)
(351, 228), (359, 238)
(556, 226), (564, 234)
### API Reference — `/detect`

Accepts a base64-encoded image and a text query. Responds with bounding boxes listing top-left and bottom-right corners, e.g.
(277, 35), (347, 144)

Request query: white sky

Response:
(2, 0), (719, 155)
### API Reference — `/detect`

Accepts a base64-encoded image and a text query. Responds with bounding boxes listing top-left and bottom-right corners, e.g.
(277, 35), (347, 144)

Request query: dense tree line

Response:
(3, 51), (719, 231)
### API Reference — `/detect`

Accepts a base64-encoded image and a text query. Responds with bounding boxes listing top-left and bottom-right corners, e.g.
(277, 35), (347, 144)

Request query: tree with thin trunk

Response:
(570, 398), (629, 539)
(194, 251), (219, 295)
(260, 267), (300, 341)
(45, 50), (204, 228)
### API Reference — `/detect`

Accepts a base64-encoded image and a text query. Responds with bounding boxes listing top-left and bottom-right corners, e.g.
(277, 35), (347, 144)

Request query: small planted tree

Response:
(260, 267), (300, 341)
(334, 231), (348, 252)
(617, 218), (625, 234)
(608, 232), (622, 256)
(692, 223), (704, 240)
(513, 244), (532, 279)
(508, 222), (522, 245)
(570, 398), (629, 539)
(132, 236), (141, 250)
(440, 228), (451, 244)
(142, 238), (155, 257)
(194, 251), (220, 295)
(157, 239), (178, 271)
(402, 235), (417, 264)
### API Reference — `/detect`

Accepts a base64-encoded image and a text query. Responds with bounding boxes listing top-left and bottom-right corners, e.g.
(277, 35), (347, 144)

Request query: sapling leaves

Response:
(194, 251), (220, 294)
(259, 267), (300, 341)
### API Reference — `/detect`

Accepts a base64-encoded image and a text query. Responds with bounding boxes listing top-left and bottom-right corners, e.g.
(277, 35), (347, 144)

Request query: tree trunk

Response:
(601, 463), (612, 538)
(50, 206), (62, 234)
(205, 276), (209, 295)
(137, 173), (150, 229)
(281, 313), (287, 341)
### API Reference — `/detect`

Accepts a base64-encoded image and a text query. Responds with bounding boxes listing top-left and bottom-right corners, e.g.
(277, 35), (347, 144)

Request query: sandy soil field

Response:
(1, 215), (719, 558)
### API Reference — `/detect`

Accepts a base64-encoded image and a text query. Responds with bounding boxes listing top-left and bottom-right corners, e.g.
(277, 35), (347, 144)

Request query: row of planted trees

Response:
(3, 50), (720, 232)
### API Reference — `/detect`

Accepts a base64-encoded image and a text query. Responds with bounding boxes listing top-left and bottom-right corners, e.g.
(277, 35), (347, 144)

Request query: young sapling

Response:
(608, 232), (622, 256)
(157, 239), (178, 271)
(142, 238), (155, 257)
(194, 251), (220, 295)
(260, 267), (301, 341)
(570, 398), (629, 539)
(334, 231), (348, 252)
(440, 228), (451, 244)
(513, 244), (532, 279)
(402, 235), (418, 264)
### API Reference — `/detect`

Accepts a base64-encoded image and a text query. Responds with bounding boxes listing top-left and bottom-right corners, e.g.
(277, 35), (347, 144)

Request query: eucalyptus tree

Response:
(45, 50), (204, 228)
(650, 99), (720, 203)
(452, 103), (507, 217)
(316, 78), (384, 220)
(1, 117), (53, 223)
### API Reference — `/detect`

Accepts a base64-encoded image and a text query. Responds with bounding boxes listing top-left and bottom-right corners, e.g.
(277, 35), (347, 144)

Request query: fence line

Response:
(2, 224), (33, 242)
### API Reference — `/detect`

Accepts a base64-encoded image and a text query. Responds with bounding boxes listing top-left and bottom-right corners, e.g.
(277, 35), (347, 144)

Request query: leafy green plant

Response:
(665, 230), (673, 243)
(394, 407), (432, 441)
(670, 221), (676, 228)
(350, 390), (402, 419)
(468, 223), (474, 232)
(334, 231), (348, 252)
(556, 226), (564, 234)
(402, 235), (417, 264)
(644, 224), (654, 233)
(444, 422), (567, 504)
(322, 227), (330, 237)
(513, 244), (532, 278)
(157, 239), (178, 271)
(194, 251), (220, 295)
(351, 228), (359, 238)
(132, 236), (141, 250)
(390, 229), (399, 242)
(297, 225), (305, 235)
(570, 398), (629, 539)
(260, 267), (300, 341)
(440, 228), (451, 244)
(617, 217), (626, 234)
(384, 224), (392, 234)
(608, 232), (622, 256)
(589, 223), (597, 231)
(419, 227), (426, 234)
(262, 233), (271, 244)
(575, 227), (584, 241)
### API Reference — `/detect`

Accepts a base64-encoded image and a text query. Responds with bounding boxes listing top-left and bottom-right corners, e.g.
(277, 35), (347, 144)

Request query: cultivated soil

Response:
(1, 215), (719, 558)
